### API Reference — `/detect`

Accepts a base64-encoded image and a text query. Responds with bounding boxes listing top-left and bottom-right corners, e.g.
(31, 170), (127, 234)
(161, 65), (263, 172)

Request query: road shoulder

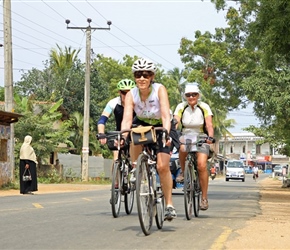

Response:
(0, 183), (110, 196)
(225, 177), (290, 249)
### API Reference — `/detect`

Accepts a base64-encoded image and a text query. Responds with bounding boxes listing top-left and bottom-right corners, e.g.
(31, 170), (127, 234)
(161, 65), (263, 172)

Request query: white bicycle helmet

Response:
(132, 58), (157, 73)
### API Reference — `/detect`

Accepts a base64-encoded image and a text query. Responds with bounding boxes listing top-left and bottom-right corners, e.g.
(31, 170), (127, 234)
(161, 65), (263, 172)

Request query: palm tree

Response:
(167, 67), (187, 110)
(68, 112), (101, 155)
(50, 44), (80, 75)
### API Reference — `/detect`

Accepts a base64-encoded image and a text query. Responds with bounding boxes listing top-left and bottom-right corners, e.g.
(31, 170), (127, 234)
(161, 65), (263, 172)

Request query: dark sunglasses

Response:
(120, 90), (129, 95)
(185, 93), (199, 98)
(134, 71), (152, 79)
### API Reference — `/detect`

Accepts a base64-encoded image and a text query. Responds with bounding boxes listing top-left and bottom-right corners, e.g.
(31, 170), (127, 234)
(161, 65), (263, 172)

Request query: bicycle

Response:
(101, 131), (135, 218)
(253, 172), (258, 181)
(129, 126), (167, 236)
(180, 133), (207, 220)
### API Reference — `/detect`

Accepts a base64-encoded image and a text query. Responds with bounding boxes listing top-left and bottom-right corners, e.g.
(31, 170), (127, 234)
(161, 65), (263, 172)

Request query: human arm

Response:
(205, 115), (214, 144)
(97, 99), (115, 143)
(121, 91), (134, 138)
(158, 85), (171, 134)
(173, 104), (182, 129)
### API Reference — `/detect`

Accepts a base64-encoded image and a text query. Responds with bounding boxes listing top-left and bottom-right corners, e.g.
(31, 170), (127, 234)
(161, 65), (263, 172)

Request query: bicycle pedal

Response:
(148, 159), (156, 165)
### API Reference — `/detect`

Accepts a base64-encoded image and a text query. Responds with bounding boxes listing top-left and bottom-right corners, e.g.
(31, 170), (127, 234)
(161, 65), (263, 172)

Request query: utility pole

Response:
(3, 0), (15, 181)
(66, 18), (111, 181)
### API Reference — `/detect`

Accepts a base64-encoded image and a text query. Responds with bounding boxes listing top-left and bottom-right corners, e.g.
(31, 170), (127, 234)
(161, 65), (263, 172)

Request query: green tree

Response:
(0, 87), (4, 101)
(14, 96), (73, 166)
(210, 0), (290, 155)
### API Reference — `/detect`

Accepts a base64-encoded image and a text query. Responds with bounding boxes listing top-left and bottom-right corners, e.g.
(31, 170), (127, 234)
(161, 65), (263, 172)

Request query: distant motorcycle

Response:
(210, 167), (216, 180)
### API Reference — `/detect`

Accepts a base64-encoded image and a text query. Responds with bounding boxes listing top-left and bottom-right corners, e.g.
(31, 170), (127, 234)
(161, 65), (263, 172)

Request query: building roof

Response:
(0, 110), (23, 125)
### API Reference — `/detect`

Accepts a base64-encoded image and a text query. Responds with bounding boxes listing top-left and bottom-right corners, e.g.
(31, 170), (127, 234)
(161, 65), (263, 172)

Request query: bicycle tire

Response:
(193, 169), (201, 217)
(111, 161), (122, 218)
(124, 180), (134, 214)
(184, 160), (193, 220)
(136, 154), (153, 236)
(155, 191), (165, 229)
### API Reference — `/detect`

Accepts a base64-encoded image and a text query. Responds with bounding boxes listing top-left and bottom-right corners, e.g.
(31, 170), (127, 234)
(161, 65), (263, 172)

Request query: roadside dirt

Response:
(0, 183), (110, 196)
(1, 178), (290, 249)
(226, 177), (290, 249)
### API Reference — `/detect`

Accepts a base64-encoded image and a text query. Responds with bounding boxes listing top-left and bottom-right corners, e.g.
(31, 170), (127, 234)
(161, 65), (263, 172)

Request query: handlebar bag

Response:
(131, 126), (156, 146)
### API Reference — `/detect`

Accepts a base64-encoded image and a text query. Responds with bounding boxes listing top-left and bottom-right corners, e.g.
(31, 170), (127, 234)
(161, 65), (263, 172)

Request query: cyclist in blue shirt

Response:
(97, 79), (136, 160)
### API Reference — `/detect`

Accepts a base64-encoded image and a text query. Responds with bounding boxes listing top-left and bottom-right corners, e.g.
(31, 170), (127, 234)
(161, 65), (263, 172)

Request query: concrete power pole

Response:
(66, 18), (111, 181)
(3, 0), (15, 181)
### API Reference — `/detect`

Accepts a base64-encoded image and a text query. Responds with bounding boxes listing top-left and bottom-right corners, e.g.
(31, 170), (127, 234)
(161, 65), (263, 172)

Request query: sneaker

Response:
(200, 199), (209, 210)
(130, 168), (136, 183)
(176, 172), (184, 182)
(164, 206), (177, 221)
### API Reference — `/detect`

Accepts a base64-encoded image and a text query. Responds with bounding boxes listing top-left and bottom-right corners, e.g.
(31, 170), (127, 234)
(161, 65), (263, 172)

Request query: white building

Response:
(218, 132), (289, 169)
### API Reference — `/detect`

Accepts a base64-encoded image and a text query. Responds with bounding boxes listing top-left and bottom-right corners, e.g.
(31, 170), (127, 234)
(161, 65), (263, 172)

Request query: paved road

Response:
(0, 174), (266, 249)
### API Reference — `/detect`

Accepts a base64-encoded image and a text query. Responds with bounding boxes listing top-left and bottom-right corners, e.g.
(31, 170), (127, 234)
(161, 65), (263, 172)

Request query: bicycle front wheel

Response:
(184, 160), (194, 220)
(155, 191), (165, 229)
(193, 169), (201, 217)
(136, 154), (153, 236)
(111, 161), (122, 218)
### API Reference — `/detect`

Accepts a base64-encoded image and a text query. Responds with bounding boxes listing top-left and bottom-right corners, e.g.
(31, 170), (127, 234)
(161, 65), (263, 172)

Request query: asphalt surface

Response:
(0, 174), (267, 249)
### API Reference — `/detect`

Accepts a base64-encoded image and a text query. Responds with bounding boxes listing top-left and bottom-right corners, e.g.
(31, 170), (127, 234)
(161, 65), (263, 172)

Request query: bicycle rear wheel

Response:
(184, 161), (193, 220)
(111, 161), (122, 218)
(155, 191), (165, 229)
(193, 170), (201, 217)
(125, 181), (134, 214)
(136, 154), (153, 236)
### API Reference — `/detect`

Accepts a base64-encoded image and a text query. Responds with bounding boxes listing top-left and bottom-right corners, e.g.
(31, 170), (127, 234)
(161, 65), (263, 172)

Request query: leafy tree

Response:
(164, 67), (186, 111)
(68, 111), (102, 156)
(14, 96), (73, 166)
(0, 87), (4, 101)
(209, 0), (290, 155)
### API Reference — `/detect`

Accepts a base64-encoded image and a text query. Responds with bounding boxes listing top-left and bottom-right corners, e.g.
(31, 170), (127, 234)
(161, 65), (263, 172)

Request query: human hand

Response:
(206, 136), (215, 144)
(97, 133), (107, 145)
(165, 136), (172, 147)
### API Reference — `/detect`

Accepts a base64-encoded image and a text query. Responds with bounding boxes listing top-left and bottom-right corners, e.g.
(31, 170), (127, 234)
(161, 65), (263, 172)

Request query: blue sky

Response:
(0, 0), (258, 132)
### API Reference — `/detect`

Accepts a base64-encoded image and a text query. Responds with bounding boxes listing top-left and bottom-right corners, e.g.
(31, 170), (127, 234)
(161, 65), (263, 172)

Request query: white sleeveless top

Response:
(131, 83), (162, 125)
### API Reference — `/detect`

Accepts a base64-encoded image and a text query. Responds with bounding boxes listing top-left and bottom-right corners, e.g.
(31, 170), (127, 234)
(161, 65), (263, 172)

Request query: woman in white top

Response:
(121, 58), (177, 221)
(174, 84), (215, 211)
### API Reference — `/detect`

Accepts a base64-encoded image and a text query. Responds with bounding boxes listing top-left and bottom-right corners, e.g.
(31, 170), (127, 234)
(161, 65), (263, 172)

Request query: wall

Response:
(57, 153), (113, 179)
(0, 125), (11, 186)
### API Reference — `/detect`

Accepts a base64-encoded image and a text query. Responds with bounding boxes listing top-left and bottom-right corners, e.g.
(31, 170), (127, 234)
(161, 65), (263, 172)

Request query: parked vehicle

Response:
(273, 165), (283, 176)
(226, 160), (245, 182)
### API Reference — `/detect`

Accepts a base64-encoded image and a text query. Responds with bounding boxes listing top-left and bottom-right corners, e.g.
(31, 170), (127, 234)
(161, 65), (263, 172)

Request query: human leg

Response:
(157, 152), (176, 220)
(197, 150), (209, 210)
(176, 147), (187, 182)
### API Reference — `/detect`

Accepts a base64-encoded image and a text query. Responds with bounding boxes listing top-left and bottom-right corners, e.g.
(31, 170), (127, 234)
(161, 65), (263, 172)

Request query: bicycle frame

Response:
(134, 127), (167, 236)
(181, 133), (207, 220)
(106, 130), (135, 218)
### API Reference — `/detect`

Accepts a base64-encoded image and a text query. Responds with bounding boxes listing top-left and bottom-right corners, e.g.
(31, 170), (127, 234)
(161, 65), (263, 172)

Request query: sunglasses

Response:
(185, 93), (199, 98)
(134, 71), (152, 79)
(120, 90), (129, 95)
